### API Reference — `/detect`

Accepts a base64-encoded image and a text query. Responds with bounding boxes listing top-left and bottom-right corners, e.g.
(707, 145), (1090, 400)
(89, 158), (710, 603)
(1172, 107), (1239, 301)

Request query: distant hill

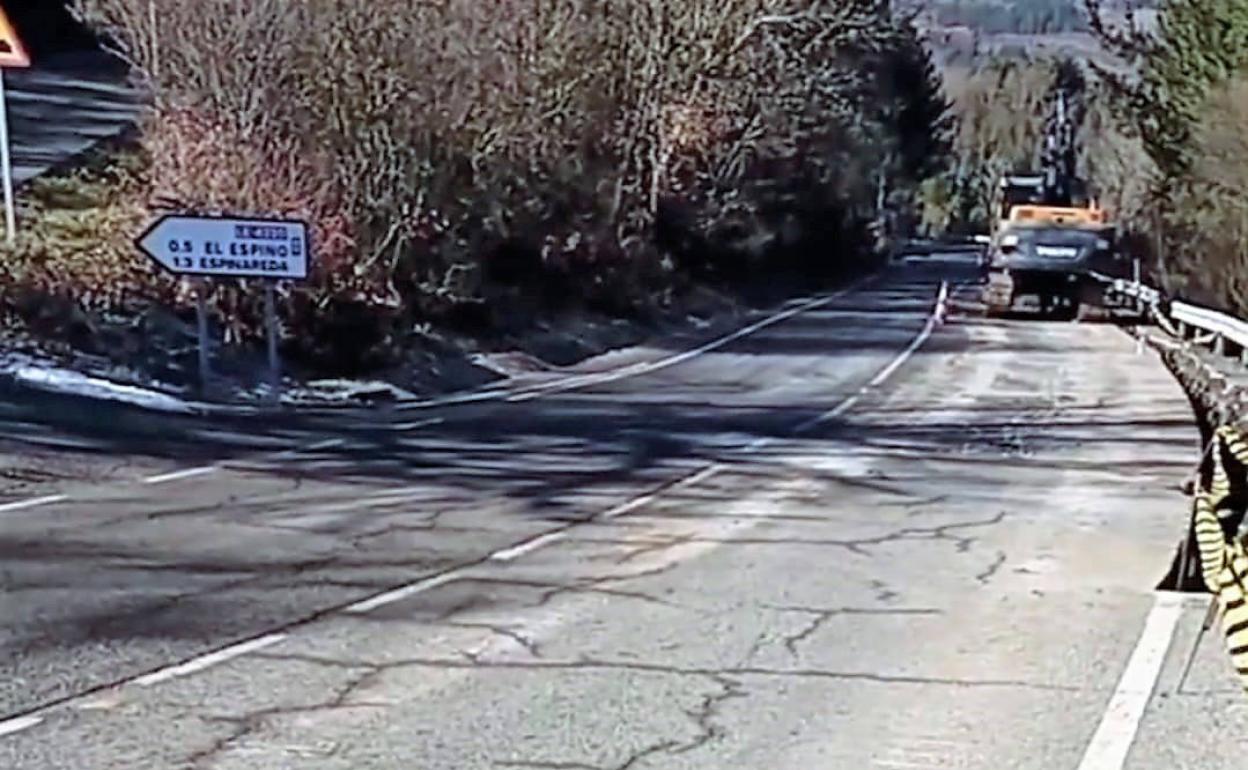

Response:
(902, 0), (1159, 71)
(923, 0), (1090, 35)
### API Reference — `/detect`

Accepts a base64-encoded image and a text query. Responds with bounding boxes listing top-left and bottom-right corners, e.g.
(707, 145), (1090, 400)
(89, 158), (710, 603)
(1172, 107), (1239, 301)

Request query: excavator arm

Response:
(982, 80), (1125, 319)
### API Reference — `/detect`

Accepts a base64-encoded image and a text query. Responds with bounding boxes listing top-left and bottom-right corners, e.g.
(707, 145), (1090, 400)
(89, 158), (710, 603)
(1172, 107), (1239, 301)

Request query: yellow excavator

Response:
(981, 91), (1128, 318)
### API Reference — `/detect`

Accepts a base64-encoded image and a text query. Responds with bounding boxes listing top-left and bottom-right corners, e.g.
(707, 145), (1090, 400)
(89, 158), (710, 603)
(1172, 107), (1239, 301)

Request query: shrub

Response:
(51, 0), (951, 373)
(0, 146), (156, 346)
(1163, 79), (1248, 310)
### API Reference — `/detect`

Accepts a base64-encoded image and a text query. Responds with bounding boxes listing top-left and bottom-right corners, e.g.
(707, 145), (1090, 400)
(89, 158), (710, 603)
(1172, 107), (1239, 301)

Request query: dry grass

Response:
(0, 147), (166, 341)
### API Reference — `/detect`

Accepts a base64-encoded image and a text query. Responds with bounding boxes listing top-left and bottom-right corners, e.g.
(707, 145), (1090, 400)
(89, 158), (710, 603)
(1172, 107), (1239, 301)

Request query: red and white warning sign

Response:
(0, 6), (29, 68)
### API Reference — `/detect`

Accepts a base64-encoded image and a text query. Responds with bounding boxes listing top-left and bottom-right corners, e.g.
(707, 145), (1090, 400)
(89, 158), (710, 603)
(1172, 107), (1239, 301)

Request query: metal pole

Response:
(1155, 209), (1165, 293)
(196, 281), (211, 394)
(1178, 597), (1220, 694)
(264, 281), (281, 402)
(1132, 258), (1141, 310)
(1127, 257), (1144, 354)
(149, 0), (159, 83)
(0, 70), (16, 246)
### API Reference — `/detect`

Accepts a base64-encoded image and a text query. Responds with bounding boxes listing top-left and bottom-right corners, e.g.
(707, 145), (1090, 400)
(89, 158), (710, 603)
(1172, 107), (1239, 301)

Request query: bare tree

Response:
(58, 0), (936, 365)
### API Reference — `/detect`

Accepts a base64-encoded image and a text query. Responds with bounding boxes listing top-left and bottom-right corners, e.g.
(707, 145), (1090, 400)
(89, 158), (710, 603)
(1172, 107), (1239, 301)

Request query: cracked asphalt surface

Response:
(2, 259), (1245, 768)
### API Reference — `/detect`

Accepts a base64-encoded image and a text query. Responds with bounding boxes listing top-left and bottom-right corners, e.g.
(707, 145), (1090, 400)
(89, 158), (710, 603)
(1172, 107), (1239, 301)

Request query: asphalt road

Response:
(4, 50), (137, 185)
(0, 260), (1243, 769)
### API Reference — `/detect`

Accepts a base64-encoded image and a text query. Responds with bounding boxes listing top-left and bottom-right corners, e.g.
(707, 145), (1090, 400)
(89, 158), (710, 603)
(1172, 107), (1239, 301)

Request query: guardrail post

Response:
(1216, 334), (1226, 356)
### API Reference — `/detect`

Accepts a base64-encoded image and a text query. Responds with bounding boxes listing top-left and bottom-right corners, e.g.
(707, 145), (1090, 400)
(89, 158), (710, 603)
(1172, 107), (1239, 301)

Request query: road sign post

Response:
(1132, 257), (1142, 354)
(263, 281), (280, 402)
(0, 70), (15, 246)
(0, 8), (31, 246)
(137, 214), (311, 402)
(195, 280), (211, 394)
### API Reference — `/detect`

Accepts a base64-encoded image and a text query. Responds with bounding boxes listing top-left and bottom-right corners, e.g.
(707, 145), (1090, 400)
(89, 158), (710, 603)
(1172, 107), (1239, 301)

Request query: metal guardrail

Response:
(1096, 272), (1248, 359)
(1170, 302), (1248, 353)
(1096, 272), (1248, 693)
(1106, 277), (1161, 307)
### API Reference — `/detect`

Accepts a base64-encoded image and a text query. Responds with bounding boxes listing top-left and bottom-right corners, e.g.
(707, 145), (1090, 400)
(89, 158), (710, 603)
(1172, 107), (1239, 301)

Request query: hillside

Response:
(903, 0), (1159, 71)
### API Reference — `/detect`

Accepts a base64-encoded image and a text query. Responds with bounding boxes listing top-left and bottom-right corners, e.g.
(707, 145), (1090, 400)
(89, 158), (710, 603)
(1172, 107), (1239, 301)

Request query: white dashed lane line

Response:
(500, 278), (878, 403)
(132, 634), (289, 688)
(490, 532), (569, 562)
(0, 494), (67, 514)
(343, 572), (464, 615)
(0, 716), (42, 738)
(390, 417), (446, 432)
(143, 466), (218, 485)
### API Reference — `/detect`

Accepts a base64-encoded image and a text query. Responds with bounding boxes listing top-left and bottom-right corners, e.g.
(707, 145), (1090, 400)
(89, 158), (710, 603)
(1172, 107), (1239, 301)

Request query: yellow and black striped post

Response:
(1190, 425), (1248, 690)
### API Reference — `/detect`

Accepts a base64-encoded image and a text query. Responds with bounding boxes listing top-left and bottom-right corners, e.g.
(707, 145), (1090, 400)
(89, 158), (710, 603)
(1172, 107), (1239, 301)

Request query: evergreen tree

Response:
(1093, 0), (1248, 186)
(880, 14), (955, 186)
(849, 7), (955, 238)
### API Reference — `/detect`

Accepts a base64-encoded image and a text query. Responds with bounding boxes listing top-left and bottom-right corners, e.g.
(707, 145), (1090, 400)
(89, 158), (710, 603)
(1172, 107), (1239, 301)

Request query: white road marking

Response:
(344, 571), (464, 614)
(490, 532), (567, 562)
(602, 493), (660, 520)
(333, 291), (945, 615)
(401, 388), (512, 410)
(242, 438), (346, 465)
(384, 284), (948, 574)
(288, 438), (344, 454)
(599, 464), (727, 522)
(745, 435), (776, 452)
(461, 285), (945, 559)
(0, 278), (878, 515)
(133, 634), (288, 687)
(1075, 591), (1185, 770)
(0, 277), (942, 722)
(0, 715), (42, 737)
(392, 417), (445, 431)
(901, 738), (969, 748)
(674, 464), (724, 488)
(869, 319), (939, 388)
(793, 285), (945, 437)
(881, 750), (948, 762)
(502, 278), (877, 403)
(795, 393), (864, 433)
(0, 494), (66, 514)
(143, 466), (217, 485)
(132, 437), (352, 490)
